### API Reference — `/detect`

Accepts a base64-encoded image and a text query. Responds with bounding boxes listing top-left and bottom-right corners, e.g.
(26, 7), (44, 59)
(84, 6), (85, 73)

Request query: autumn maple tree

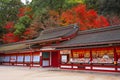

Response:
(2, 6), (33, 43)
(60, 4), (110, 30)
(18, 7), (32, 18)
(3, 32), (20, 43)
(1, 2), (113, 44)
(2, 21), (20, 43)
(4, 22), (14, 29)
(14, 6), (33, 39)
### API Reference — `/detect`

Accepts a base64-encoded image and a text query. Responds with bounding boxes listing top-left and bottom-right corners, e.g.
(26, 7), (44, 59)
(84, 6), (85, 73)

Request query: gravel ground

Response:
(0, 66), (120, 80)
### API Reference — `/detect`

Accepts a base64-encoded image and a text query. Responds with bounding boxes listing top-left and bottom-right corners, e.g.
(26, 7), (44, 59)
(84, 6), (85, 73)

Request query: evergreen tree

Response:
(84, 0), (120, 16)
(0, 0), (23, 37)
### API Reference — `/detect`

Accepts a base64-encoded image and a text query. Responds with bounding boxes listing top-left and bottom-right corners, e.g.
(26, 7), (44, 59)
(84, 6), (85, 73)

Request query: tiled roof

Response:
(0, 24), (79, 53)
(30, 24), (79, 43)
(53, 25), (120, 48)
(0, 43), (28, 53)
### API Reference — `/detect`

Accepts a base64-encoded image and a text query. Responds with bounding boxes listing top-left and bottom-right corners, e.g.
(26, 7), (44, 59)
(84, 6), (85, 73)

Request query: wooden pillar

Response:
(58, 50), (61, 68)
(40, 51), (42, 67)
(39, 51), (41, 67)
(32, 52), (33, 67)
(114, 48), (118, 64)
(39, 51), (41, 66)
(23, 53), (25, 66)
(9, 54), (11, 65)
(71, 50), (73, 69)
(16, 53), (18, 65)
(90, 49), (93, 70)
(30, 51), (32, 68)
(114, 47), (117, 72)
(49, 51), (51, 67)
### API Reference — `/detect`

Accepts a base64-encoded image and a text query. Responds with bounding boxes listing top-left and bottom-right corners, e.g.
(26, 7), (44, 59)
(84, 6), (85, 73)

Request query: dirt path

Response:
(0, 66), (120, 80)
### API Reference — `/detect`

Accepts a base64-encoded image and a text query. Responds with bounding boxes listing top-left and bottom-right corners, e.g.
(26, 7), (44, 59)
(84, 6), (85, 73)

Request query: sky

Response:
(21, 0), (32, 5)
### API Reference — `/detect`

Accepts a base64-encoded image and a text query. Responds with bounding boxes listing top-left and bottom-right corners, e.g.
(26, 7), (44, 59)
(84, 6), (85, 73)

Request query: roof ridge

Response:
(60, 26), (79, 38)
(78, 25), (120, 35)
(40, 24), (77, 35)
(0, 24), (78, 48)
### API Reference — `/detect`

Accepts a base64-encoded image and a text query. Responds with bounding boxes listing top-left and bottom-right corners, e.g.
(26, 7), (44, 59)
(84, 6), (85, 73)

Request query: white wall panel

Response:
(33, 56), (40, 62)
(25, 56), (30, 62)
(17, 56), (23, 62)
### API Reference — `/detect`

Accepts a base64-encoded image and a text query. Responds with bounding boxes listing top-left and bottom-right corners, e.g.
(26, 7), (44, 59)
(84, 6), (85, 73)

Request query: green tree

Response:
(0, 0), (23, 26)
(19, 15), (32, 27)
(14, 15), (32, 35)
(0, 0), (23, 37)
(30, 0), (83, 29)
(84, 0), (120, 16)
(31, 0), (83, 16)
(14, 23), (25, 35)
(84, 0), (120, 25)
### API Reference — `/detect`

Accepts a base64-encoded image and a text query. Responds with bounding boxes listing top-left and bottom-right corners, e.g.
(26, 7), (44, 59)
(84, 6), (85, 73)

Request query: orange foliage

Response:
(60, 4), (110, 30)
(49, 10), (60, 22)
(17, 7), (32, 18)
(49, 10), (59, 16)
(23, 28), (37, 40)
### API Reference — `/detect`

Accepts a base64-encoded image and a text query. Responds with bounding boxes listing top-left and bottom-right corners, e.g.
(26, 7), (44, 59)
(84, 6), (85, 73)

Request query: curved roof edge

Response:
(0, 24), (79, 53)
(51, 25), (120, 48)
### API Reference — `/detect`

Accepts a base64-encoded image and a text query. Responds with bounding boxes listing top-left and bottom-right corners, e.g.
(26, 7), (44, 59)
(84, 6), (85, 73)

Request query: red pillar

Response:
(23, 53), (25, 66)
(114, 48), (118, 63)
(32, 52), (33, 67)
(16, 53), (18, 66)
(114, 47), (118, 72)
(90, 49), (93, 70)
(39, 51), (41, 67)
(58, 50), (61, 68)
(71, 50), (73, 69)
(40, 51), (42, 67)
(30, 52), (32, 68)
(9, 54), (11, 66)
